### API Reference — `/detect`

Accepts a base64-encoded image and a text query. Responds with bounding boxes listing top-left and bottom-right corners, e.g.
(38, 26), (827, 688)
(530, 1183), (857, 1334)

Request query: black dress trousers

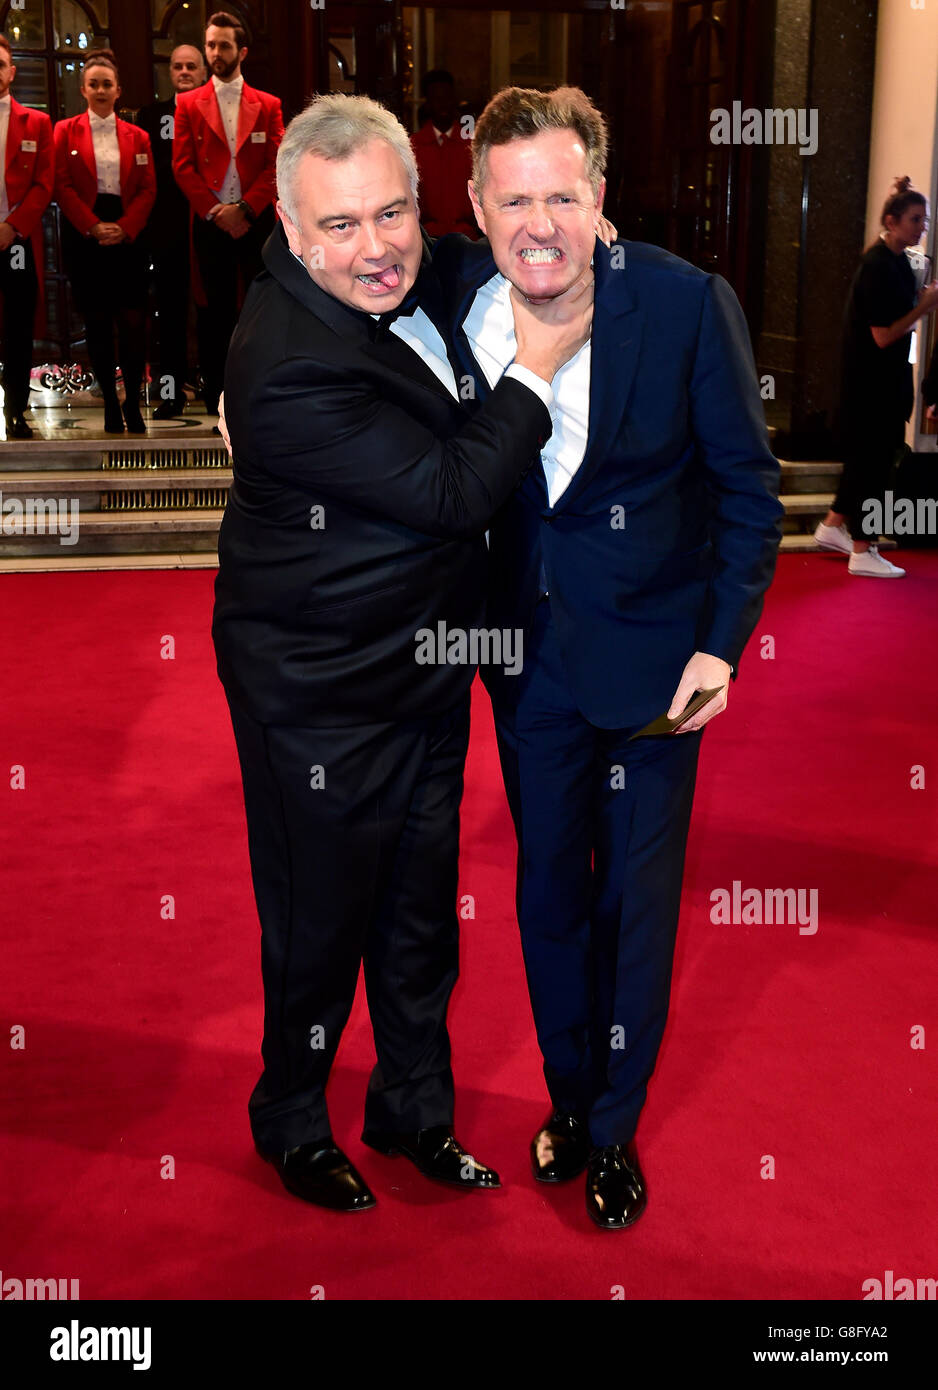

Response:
(60, 193), (148, 403)
(0, 235), (38, 417)
(225, 691), (471, 1154)
(192, 205), (274, 414)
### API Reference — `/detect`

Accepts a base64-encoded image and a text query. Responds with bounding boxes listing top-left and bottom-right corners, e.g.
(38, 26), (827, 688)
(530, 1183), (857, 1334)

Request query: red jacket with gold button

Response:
(171, 79), (283, 220)
(1, 95), (54, 324)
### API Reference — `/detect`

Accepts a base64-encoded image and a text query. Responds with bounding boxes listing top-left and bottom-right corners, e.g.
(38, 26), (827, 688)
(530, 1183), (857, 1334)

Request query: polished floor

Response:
(1, 400), (219, 444)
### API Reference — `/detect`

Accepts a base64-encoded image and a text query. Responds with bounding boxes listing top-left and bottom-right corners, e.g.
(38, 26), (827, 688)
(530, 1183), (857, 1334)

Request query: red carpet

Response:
(2, 551), (936, 1300)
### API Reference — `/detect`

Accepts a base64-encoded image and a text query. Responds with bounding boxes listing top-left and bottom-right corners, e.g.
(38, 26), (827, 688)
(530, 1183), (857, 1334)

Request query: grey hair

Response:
(277, 93), (419, 224)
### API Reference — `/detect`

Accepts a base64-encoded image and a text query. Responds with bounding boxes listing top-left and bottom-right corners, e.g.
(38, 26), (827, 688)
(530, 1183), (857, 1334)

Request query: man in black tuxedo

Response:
(213, 94), (591, 1212)
(135, 45), (204, 418)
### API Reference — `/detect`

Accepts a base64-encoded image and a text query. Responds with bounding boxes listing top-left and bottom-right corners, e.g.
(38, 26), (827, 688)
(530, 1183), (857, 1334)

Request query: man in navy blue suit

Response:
(433, 86), (784, 1229)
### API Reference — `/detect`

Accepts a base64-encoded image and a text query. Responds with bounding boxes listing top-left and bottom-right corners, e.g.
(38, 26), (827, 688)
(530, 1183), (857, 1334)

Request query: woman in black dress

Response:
(54, 50), (156, 433)
(815, 177), (938, 577)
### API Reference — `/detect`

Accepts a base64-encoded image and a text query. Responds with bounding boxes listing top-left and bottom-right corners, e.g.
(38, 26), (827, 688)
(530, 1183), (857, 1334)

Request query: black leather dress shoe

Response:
(122, 401), (146, 434)
(256, 1140), (376, 1212)
(531, 1110), (591, 1183)
(5, 413), (33, 440)
(153, 399), (185, 420)
(103, 401), (124, 434)
(585, 1142), (647, 1230)
(361, 1124), (500, 1189)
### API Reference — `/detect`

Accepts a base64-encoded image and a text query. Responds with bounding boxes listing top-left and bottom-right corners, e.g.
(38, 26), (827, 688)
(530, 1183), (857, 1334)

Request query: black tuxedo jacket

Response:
(212, 224), (551, 726)
(134, 96), (188, 246)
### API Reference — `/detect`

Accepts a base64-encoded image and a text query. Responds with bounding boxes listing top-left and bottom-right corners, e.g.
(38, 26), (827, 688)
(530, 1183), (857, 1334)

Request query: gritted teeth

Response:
(520, 247), (562, 264)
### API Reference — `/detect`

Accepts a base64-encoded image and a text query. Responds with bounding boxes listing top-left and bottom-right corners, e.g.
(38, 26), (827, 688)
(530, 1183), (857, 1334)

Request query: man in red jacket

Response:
(410, 70), (478, 241)
(0, 36), (54, 439)
(172, 10), (283, 421)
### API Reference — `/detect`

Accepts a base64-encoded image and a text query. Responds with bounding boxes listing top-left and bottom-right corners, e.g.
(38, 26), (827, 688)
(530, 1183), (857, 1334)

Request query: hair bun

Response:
(84, 47), (117, 64)
(893, 175), (913, 194)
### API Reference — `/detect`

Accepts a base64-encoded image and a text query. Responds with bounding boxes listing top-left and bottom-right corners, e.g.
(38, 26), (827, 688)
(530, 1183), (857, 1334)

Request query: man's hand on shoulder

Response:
(668, 651), (732, 731)
(594, 213), (617, 248)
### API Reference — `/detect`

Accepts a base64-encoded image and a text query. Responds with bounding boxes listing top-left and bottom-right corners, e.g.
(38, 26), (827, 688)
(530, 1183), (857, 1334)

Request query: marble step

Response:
(0, 468), (231, 500)
(780, 532), (896, 552)
(779, 491), (835, 514)
(0, 552), (218, 572)
(0, 507), (224, 559)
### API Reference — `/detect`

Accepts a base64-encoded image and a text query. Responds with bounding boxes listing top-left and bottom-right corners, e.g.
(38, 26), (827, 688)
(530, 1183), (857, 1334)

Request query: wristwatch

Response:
(236, 200), (256, 223)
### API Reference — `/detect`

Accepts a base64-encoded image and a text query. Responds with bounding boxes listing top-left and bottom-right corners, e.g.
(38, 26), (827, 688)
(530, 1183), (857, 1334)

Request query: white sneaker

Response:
(814, 521), (853, 555)
(848, 545), (906, 578)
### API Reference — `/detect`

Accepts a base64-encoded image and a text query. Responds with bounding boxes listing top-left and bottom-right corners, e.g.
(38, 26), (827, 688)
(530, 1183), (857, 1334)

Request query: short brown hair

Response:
(472, 86), (608, 196)
(0, 35), (13, 61)
(208, 10), (247, 49)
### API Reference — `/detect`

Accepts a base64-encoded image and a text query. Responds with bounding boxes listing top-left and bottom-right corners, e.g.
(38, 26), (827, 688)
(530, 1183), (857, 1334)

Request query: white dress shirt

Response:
(89, 109), (121, 195)
(0, 93), (11, 222)
(383, 304), (552, 413)
(212, 72), (243, 203)
(464, 271), (590, 506)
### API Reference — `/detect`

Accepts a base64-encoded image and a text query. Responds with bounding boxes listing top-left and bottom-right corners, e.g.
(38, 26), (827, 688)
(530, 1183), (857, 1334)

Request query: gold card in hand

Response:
(627, 686), (725, 741)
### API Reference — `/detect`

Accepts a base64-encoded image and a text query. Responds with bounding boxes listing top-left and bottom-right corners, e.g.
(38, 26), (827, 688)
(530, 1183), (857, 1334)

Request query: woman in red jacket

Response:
(54, 50), (156, 433)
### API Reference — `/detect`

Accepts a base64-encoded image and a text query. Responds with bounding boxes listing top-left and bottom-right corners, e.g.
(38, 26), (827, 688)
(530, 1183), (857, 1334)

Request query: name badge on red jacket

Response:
(250, 132), (266, 143)
(136, 152), (149, 165)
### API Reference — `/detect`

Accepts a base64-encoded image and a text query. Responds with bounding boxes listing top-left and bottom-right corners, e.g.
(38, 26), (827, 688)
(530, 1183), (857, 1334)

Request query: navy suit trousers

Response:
(492, 597), (702, 1148)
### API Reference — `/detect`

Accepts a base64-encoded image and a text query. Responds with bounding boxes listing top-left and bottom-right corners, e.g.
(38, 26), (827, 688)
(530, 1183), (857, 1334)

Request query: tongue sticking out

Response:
(363, 265), (401, 290)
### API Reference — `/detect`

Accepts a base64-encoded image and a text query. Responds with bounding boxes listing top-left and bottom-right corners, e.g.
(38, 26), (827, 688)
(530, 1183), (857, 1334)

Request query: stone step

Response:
(0, 440), (229, 472)
(0, 468), (232, 500)
(777, 460), (842, 494)
(4, 507), (225, 532)
(780, 532), (896, 552)
(779, 491), (834, 514)
(0, 552), (218, 572)
(0, 507), (224, 559)
(0, 469), (233, 519)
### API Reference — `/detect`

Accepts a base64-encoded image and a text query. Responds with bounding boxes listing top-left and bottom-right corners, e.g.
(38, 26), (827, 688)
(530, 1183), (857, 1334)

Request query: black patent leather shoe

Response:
(256, 1140), (376, 1211)
(5, 413), (33, 440)
(361, 1124), (500, 1189)
(586, 1142), (647, 1230)
(531, 1110), (591, 1183)
(153, 399), (185, 420)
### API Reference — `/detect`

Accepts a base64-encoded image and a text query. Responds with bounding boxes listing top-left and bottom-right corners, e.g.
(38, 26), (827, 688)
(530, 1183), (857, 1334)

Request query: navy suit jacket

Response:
(433, 235), (785, 728)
